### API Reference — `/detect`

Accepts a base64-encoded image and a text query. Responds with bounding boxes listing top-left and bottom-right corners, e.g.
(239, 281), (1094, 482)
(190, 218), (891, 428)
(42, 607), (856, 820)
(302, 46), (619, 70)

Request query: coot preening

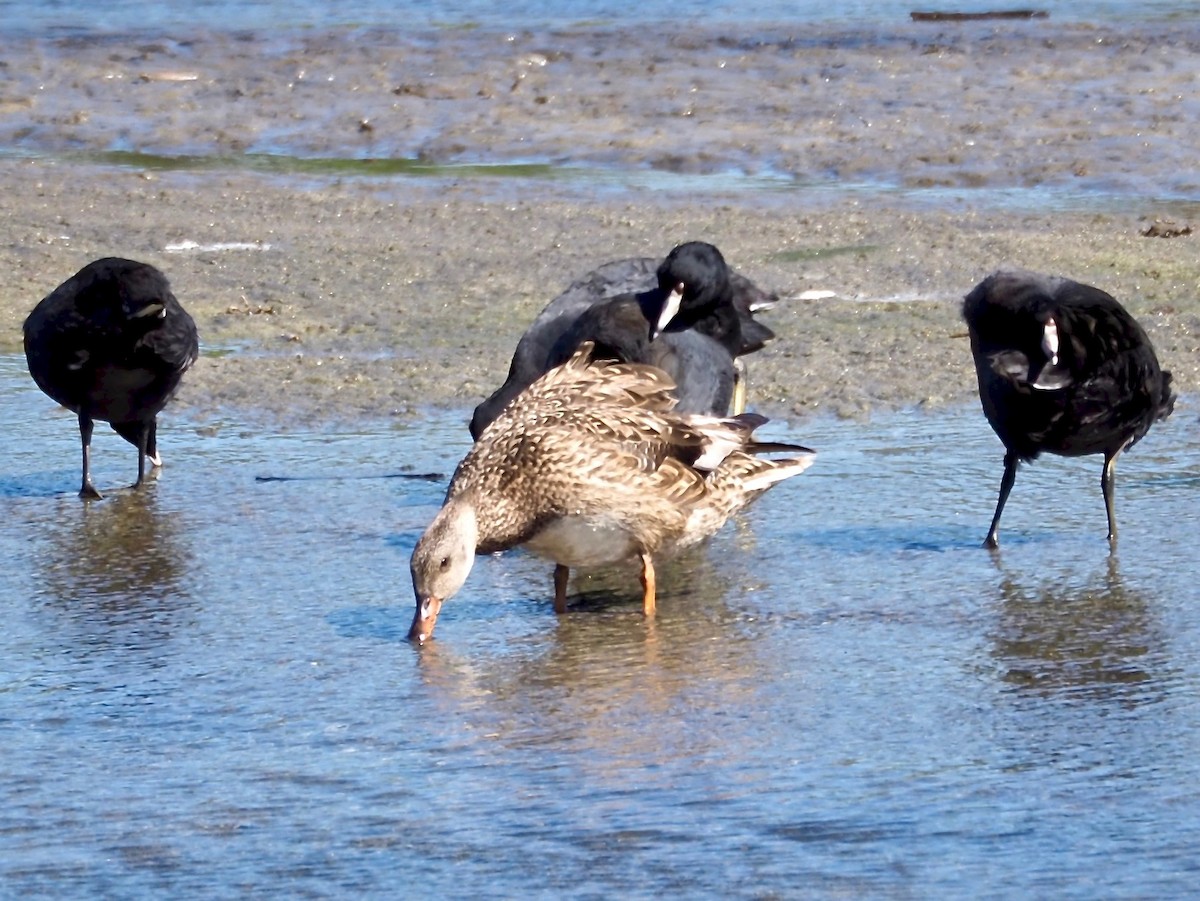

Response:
(962, 269), (1174, 548)
(469, 242), (775, 439)
(410, 342), (815, 643)
(23, 258), (200, 499)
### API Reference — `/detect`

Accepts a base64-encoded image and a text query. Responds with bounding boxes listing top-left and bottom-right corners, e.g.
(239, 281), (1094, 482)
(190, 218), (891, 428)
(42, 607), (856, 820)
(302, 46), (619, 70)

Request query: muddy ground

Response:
(0, 19), (1197, 430)
(1, 160), (1195, 431)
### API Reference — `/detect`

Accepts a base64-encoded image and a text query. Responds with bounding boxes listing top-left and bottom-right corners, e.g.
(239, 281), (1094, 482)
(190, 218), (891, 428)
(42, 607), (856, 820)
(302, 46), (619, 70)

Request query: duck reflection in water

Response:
(989, 554), (1169, 706)
(411, 548), (770, 764)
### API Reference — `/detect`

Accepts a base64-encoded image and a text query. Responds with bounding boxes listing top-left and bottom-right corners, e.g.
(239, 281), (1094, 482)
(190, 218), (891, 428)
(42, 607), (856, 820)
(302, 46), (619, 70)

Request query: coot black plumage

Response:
(469, 242), (775, 439)
(24, 257), (200, 498)
(962, 268), (1174, 548)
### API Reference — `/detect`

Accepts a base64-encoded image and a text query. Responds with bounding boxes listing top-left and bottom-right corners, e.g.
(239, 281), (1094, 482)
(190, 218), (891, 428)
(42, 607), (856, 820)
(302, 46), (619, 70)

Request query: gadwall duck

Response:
(24, 258), (199, 498)
(411, 342), (815, 642)
(469, 242), (777, 438)
(963, 268), (1174, 548)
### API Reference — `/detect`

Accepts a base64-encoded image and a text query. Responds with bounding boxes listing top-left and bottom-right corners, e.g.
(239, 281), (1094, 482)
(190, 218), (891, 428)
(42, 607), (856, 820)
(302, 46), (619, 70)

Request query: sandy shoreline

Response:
(0, 158), (1194, 433)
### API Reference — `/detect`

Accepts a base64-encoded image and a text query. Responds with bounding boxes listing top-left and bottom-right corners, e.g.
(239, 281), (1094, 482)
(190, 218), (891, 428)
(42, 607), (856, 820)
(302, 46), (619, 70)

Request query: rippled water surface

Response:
(2, 355), (1199, 897)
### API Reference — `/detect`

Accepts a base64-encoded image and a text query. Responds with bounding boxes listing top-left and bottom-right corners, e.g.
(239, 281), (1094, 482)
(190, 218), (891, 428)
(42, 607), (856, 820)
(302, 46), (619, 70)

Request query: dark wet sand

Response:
(0, 20), (1197, 428)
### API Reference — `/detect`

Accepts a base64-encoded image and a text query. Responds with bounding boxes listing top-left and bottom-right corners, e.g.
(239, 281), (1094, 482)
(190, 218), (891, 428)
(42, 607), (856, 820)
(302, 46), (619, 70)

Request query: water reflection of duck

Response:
(23, 258), (199, 499)
(412, 549), (763, 757)
(962, 269), (1174, 548)
(410, 342), (815, 643)
(989, 554), (1169, 705)
(470, 242), (777, 439)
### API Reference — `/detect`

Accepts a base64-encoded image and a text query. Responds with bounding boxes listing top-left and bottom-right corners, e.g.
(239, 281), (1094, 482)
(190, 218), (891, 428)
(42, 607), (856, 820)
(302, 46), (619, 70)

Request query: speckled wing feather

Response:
(451, 344), (713, 548)
(450, 342), (813, 555)
(481, 342), (712, 458)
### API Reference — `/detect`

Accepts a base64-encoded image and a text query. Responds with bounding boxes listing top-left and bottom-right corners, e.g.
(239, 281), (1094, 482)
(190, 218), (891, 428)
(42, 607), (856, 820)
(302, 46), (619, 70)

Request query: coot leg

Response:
(732, 358), (748, 416)
(134, 422), (150, 487)
(985, 451), (1019, 549)
(1102, 450), (1120, 543)
(146, 420), (161, 467)
(77, 413), (102, 500)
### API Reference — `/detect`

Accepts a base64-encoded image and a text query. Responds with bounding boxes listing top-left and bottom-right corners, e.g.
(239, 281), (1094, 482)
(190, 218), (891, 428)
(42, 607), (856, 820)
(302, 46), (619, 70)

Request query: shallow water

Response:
(2, 353), (1199, 896)
(2, 0), (1196, 32)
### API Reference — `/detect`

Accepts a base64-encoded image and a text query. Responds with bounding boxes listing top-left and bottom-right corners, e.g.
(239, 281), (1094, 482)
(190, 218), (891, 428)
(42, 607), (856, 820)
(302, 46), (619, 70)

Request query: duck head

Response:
(408, 495), (479, 644)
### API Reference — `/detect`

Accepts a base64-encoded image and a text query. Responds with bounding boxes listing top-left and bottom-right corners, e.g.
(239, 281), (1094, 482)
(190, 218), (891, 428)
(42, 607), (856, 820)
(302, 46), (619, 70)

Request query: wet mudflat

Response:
(3, 2), (1200, 894)
(2, 354), (1198, 897)
(4, 12), (1200, 424)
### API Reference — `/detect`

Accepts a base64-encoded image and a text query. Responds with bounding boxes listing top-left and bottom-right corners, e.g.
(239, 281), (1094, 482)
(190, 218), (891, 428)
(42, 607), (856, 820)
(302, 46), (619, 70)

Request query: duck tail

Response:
(724, 412), (815, 456)
(711, 451), (816, 495)
(741, 455), (817, 492)
(686, 411), (815, 470)
(746, 439), (816, 456)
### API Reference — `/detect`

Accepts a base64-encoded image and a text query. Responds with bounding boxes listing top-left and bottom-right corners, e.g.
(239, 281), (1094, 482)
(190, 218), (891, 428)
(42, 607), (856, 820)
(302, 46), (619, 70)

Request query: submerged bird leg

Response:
(639, 552), (657, 617)
(1102, 450), (1120, 543)
(77, 413), (102, 500)
(984, 451), (1019, 549)
(133, 423), (151, 487)
(731, 358), (748, 416)
(553, 564), (570, 614)
(146, 420), (162, 468)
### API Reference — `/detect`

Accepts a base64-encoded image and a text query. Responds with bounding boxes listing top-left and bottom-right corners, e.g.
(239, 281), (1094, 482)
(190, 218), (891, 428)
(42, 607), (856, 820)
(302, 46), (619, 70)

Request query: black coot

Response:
(24, 258), (200, 498)
(963, 269), (1174, 547)
(470, 242), (775, 438)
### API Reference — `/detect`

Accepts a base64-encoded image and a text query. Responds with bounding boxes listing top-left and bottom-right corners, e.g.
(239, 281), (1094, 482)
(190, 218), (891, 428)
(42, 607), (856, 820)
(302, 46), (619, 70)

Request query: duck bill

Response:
(408, 596), (443, 644)
(650, 284), (684, 340)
